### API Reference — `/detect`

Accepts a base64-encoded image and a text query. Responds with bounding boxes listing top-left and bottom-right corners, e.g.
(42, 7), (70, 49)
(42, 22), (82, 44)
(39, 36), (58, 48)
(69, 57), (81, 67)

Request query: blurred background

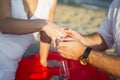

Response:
(55, 0), (112, 35)
(24, 0), (114, 57)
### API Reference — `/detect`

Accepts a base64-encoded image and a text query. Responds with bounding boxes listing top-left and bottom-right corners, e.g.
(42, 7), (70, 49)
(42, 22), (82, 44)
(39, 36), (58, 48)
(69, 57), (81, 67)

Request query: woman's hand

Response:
(57, 38), (86, 60)
(41, 21), (66, 47)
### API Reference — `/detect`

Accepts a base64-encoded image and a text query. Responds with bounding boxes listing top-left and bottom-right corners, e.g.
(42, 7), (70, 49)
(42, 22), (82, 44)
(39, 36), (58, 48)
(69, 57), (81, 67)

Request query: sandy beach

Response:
(24, 4), (114, 57)
(55, 4), (107, 35)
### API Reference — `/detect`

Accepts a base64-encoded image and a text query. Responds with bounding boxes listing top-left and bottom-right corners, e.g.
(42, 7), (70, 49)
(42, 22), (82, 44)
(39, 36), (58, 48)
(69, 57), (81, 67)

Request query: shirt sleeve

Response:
(97, 0), (116, 48)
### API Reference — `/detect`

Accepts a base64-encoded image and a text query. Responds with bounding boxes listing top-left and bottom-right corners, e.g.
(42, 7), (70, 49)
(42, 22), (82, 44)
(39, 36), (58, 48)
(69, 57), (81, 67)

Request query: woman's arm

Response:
(0, 0), (47, 34)
(0, 0), (65, 38)
(0, 0), (64, 67)
(48, 0), (57, 22)
(39, 0), (58, 67)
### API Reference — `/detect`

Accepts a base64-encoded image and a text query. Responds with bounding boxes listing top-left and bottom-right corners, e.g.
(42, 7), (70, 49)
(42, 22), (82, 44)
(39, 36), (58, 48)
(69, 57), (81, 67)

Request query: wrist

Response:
(78, 47), (92, 65)
(78, 36), (86, 45)
(40, 20), (50, 31)
(87, 50), (98, 65)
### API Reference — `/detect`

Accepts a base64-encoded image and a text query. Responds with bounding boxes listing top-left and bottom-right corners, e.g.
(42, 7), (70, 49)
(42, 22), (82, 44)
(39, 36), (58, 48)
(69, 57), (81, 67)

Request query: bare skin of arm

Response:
(0, 0), (64, 36)
(0, 0), (48, 34)
(58, 29), (120, 77)
(79, 32), (120, 77)
(0, 0), (65, 67)
(48, 0), (57, 22)
(40, 0), (58, 67)
(88, 50), (120, 78)
(79, 33), (108, 51)
(64, 29), (108, 51)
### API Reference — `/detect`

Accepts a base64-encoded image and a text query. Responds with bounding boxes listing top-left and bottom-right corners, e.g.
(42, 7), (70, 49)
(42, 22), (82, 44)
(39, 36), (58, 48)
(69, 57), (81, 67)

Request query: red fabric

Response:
(15, 51), (111, 80)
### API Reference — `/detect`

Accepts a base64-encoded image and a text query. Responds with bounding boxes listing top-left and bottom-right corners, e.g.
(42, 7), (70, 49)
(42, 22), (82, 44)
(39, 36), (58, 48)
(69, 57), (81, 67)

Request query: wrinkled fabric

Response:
(15, 51), (111, 80)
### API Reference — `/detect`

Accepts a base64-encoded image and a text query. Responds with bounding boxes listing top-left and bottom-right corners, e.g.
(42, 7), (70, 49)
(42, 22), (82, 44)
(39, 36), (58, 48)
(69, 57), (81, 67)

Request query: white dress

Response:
(0, 0), (54, 80)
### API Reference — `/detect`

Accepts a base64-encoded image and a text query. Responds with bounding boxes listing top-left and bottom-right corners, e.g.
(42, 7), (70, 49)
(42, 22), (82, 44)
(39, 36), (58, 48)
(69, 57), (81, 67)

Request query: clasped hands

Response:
(56, 28), (87, 60)
(41, 26), (87, 67)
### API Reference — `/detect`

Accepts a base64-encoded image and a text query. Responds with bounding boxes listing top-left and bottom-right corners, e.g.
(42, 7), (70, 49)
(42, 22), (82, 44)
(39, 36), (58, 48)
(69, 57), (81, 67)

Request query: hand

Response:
(41, 21), (66, 47)
(40, 31), (52, 43)
(57, 38), (86, 60)
(64, 28), (83, 42)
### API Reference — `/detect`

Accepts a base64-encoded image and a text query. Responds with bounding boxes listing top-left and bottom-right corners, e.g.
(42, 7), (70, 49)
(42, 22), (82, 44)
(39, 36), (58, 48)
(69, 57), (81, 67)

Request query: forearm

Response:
(39, 31), (52, 66)
(0, 17), (47, 34)
(40, 41), (51, 66)
(48, 0), (57, 22)
(88, 50), (120, 77)
(81, 32), (108, 51)
(39, 0), (57, 66)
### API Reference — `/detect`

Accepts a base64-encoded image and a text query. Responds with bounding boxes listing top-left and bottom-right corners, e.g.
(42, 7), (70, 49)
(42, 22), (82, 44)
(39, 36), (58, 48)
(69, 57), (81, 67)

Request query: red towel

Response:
(15, 51), (112, 80)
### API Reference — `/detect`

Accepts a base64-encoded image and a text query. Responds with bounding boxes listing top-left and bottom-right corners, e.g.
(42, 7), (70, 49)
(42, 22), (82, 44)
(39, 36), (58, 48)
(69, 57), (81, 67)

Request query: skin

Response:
(39, 0), (59, 67)
(58, 29), (120, 78)
(0, 0), (65, 67)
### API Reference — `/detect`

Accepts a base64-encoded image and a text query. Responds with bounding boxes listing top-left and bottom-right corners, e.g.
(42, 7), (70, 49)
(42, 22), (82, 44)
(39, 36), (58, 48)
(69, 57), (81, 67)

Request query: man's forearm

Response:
(81, 32), (108, 51)
(88, 50), (120, 77)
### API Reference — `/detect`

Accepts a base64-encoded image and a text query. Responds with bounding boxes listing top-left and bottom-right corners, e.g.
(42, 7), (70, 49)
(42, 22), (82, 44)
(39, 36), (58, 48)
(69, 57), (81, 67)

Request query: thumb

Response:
(54, 39), (61, 48)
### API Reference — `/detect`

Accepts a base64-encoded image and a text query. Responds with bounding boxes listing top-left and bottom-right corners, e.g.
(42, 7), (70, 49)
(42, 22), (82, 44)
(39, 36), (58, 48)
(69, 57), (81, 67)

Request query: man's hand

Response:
(41, 22), (67, 47)
(64, 28), (83, 42)
(57, 38), (86, 60)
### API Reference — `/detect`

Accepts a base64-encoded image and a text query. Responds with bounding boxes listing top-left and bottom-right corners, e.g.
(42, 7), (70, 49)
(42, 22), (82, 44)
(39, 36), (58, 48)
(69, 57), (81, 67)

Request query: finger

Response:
(57, 45), (67, 53)
(61, 37), (76, 42)
(59, 49), (73, 59)
(58, 46), (68, 56)
(60, 28), (67, 37)
(58, 41), (72, 47)
(64, 28), (72, 35)
(53, 37), (57, 48)
(57, 42), (66, 47)
(59, 53), (67, 58)
(58, 44), (76, 59)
